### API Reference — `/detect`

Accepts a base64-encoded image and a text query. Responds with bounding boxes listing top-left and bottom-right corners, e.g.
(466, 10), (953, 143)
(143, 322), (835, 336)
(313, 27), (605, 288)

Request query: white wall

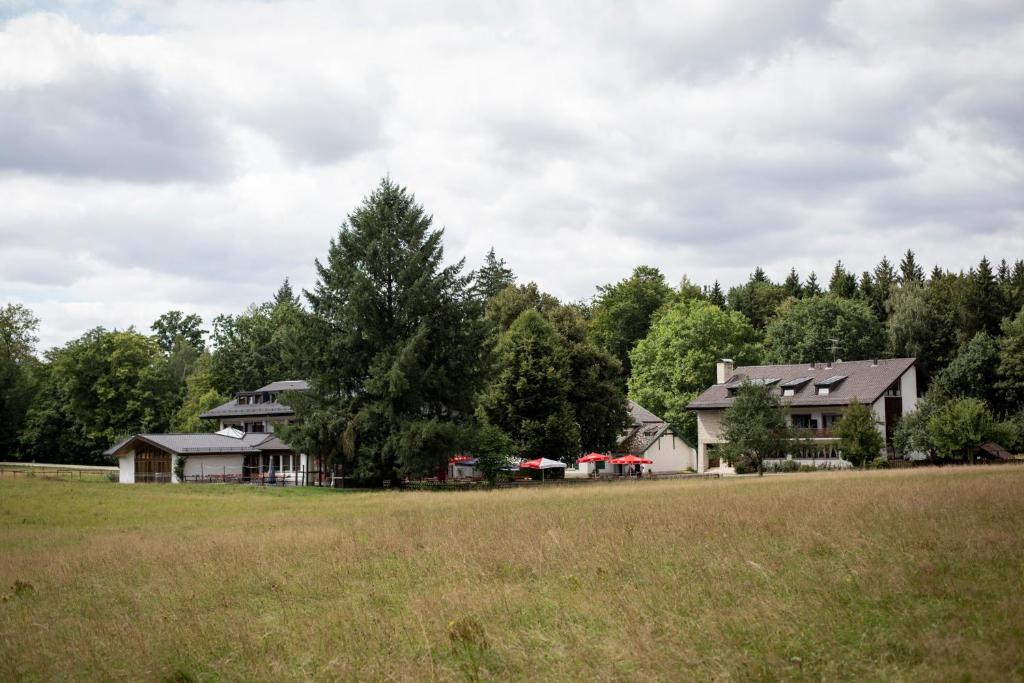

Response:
(645, 432), (696, 472)
(118, 452), (134, 484)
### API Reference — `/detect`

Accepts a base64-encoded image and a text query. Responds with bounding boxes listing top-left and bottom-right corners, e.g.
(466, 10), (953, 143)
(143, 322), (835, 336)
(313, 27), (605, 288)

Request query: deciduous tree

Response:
(588, 266), (674, 377)
(718, 382), (793, 475)
(834, 398), (885, 467)
(764, 295), (883, 364)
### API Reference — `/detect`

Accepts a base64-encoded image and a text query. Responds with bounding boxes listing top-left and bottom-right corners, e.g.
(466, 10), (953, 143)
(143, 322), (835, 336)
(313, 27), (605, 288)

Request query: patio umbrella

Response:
(519, 457), (567, 482)
(577, 453), (610, 476)
(610, 454), (653, 476)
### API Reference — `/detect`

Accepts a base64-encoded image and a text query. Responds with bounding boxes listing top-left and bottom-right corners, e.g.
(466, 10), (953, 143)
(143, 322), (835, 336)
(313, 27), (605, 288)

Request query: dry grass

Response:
(1, 467), (1023, 681)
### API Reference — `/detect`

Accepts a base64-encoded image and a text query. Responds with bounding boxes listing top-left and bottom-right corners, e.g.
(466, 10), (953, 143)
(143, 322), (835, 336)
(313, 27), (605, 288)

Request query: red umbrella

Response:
(577, 453), (610, 463)
(610, 454), (653, 465)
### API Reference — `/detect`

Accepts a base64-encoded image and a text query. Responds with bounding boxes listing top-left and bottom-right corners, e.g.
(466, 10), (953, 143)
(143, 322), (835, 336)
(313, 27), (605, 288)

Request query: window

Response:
(884, 380), (901, 397)
(792, 415), (818, 429)
(817, 386), (829, 396)
(237, 396), (249, 405)
(248, 422), (265, 433)
(783, 388), (795, 397)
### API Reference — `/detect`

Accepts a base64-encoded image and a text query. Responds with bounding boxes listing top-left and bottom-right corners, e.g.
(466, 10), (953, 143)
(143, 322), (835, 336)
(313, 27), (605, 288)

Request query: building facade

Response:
(687, 358), (918, 472)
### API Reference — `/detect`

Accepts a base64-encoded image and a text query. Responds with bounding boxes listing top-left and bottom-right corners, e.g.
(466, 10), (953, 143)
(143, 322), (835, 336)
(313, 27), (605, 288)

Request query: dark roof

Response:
(104, 432), (290, 457)
(687, 358), (916, 410)
(627, 400), (664, 425)
(256, 380), (309, 393)
(616, 400), (693, 453)
(977, 442), (1013, 460)
(200, 400), (296, 419)
(254, 435), (293, 451)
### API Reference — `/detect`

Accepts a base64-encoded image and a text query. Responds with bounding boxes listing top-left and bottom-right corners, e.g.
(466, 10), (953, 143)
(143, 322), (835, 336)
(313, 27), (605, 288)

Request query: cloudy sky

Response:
(2, 0), (1023, 350)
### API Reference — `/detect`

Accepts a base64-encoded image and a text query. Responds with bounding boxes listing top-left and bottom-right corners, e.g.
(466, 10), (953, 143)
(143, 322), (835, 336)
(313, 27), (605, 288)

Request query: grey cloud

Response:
(0, 66), (232, 182)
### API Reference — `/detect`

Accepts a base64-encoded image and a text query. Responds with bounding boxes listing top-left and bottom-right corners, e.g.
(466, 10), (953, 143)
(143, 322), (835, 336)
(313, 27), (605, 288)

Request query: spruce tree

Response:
(473, 247), (516, 301)
(899, 249), (925, 284)
(782, 268), (803, 299)
(870, 257), (896, 321)
(804, 272), (822, 297)
(288, 178), (487, 482)
(707, 281), (727, 309)
(828, 261), (857, 298)
(962, 257), (1004, 337)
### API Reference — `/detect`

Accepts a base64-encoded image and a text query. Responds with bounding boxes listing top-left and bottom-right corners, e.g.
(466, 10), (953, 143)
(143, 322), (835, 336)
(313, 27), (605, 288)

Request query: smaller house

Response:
(105, 428), (314, 484)
(578, 401), (696, 475)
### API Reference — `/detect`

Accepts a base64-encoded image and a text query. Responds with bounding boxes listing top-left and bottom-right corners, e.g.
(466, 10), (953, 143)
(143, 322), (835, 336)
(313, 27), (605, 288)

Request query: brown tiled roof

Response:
(686, 358), (916, 410)
(615, 400), (693, 452)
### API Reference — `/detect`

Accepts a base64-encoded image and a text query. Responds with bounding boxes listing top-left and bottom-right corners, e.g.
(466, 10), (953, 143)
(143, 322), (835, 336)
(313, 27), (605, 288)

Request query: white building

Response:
(578, 401), (697, 475)
(687, 358), (919, 473)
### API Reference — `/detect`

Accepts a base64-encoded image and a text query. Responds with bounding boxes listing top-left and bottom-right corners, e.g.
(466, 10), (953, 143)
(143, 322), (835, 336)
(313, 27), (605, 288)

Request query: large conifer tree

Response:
(288, 178), (487, 481)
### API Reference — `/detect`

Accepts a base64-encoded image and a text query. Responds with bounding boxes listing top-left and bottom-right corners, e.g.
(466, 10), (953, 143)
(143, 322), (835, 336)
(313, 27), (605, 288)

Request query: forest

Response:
(3, 178), (1024, 476)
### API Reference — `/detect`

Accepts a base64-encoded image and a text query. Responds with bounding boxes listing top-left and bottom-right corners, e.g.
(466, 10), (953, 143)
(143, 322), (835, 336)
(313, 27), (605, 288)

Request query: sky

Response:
(2, 0), (1023, 351)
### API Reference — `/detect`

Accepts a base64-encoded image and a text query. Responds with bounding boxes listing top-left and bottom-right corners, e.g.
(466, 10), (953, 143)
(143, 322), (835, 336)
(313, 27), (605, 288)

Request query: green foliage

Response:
(727, 270), (786, 330)
(473, 247), (516, 301)
(997, 307), (1024, 407)
(18, 328), (175, 463)
(804, 271), (823, 297)
(718, 382), (794, 475)
(151, 311), (206, 354)
(893, 393), (941, 460)
(170, 354), (228, 433)
(588, 265), (675, 377)
(629, 298), (760, 444)
(828, 261), (858, 299)
(288, 178), (488, 481)
(782, 268), (803, 299)
(929, 332), (1000, 406)
(463, 421), (515, 485)
(886, 282), (960, 383)
(927, 397), (995, 463)
(0, 303), (42, 459)
(833, 398), (885, 467)
(899, 249), (925, 284)
(484, 282), (562, 333)
(764, 295), (883, 364)
(480, 310), (580, 461)
(209, 282), (306, 396)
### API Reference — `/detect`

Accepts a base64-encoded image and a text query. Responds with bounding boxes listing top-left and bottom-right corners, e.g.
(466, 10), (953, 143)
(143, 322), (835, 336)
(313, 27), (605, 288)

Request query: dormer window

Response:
(814, 375), (847, 396)
(780, 376), (812, 398)
(237, 396), (249, 405)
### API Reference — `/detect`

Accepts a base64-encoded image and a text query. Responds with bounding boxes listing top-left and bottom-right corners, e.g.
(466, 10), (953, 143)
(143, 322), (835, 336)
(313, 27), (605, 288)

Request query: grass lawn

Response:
(1, 467), (1023, 681)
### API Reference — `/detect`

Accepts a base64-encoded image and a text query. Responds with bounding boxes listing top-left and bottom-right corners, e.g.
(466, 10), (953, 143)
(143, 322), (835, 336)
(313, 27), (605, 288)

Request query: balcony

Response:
(792, 428), (836, 439)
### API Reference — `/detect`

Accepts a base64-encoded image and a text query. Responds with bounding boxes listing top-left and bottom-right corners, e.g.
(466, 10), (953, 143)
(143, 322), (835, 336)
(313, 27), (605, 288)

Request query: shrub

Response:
(869, 456), (890, 469)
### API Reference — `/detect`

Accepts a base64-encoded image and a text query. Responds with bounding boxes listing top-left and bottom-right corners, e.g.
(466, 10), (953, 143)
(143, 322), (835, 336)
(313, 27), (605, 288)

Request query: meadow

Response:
(1, 468), (1023, 681)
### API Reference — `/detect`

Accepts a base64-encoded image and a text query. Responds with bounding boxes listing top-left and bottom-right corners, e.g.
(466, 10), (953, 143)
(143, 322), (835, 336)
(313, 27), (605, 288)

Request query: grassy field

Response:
(1, 468), (1023, 681)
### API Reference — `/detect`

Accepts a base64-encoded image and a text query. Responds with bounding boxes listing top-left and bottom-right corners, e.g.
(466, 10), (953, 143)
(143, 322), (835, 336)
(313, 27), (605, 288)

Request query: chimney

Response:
(808, 361), (816, 370)
(871, 358), (878, 367)
(716, 358), (734, 385)
(825, 360), (832, 369)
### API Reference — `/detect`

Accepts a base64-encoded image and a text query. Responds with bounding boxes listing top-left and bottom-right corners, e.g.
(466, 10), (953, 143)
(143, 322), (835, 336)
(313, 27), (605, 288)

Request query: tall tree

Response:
(764, 295), (884, 364)
(804, 272), (823, 298)
(20, 328), (174, 463)
(929, 332), (1001, 407)
(286, 178), (488, 482)
(869, 257), (897, 322)
(828, 261), (857, 299)
(706, 281), (726, 309)
(927, 397), (995, 464)
(728, 270), (786, 330)
(485, 283), (563, 333)
(899, 249), (925, 284)
(549, 306), (629, 454)
(998, 308), (1024, 407)
(0, 304), (42, 459)
(834, 398), (885, 467)
(473, 247), (516, 301)
(782, 268), (804, 299)
(887, 281), (960, 385)
(718, 382), (793, 475)
(629, 298), (760, 444)
(480, 310), (580, 461)
(151, 311), (206, 354)
(588, 265), (674, 378)
(961, 257), (1004, 339)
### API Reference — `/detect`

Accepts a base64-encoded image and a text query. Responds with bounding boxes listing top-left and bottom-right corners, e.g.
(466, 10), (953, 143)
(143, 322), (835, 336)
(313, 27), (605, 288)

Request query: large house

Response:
(107, 380), (314, 484)
(687, 358), (918, 472)
(578, 400), (697, 475)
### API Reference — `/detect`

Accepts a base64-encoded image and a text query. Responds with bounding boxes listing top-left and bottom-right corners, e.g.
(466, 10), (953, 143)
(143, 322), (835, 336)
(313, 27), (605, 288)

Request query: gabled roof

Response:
(104, 432), (293, 457)
(687, 358), (916, 410)
(616, 400), (693, 453)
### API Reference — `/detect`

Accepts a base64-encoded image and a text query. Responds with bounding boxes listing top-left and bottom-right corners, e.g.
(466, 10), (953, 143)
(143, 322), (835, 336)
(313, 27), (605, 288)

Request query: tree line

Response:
(3, 177), (1024, 474)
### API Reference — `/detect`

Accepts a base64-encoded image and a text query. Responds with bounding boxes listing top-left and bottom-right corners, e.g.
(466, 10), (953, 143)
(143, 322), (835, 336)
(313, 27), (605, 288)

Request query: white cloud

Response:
(1, 0), (1023, 351)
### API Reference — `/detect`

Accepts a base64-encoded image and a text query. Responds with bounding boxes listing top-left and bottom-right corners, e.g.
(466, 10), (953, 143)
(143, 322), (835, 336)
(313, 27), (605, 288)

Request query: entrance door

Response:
(135, 445), (171, 483)
(884, 397), (903, 450)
